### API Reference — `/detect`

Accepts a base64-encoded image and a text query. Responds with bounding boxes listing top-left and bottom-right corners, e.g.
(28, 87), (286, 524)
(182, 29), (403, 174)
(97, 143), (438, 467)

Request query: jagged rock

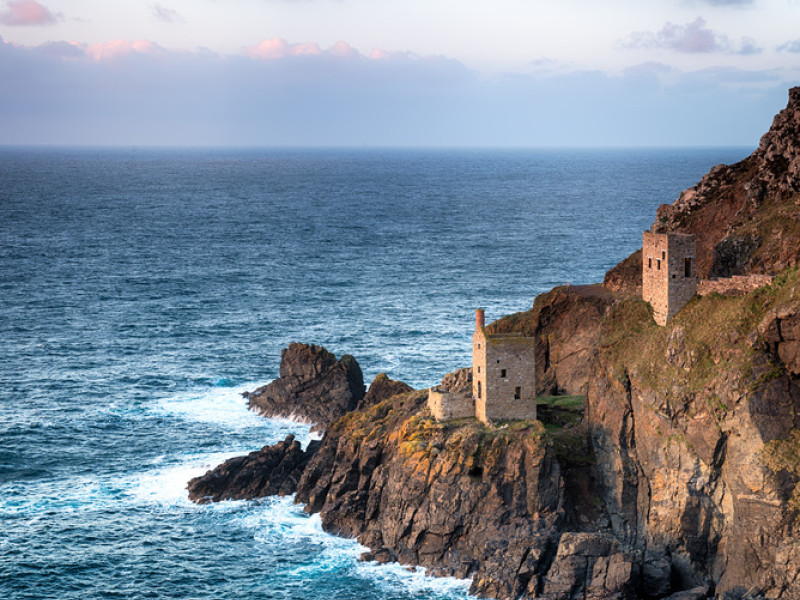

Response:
(295, 392), (565, 600)
(538, 533), (637, 600)
(245, 343), (365, 428)
(187, 434), (319, 503)
(439, 367), (473, 393)
(357, 373), (413, 410)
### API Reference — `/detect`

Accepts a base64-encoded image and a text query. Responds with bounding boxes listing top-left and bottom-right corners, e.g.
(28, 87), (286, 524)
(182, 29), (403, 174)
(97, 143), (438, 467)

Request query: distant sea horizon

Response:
(1, 146), (752, 599)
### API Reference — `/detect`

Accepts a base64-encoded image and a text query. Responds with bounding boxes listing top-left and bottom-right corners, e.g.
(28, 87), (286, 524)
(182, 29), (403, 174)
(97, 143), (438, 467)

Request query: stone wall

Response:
(642, 231), (697, 326)
(697, 274), (774, 296)
(473, 325), (488, 421)
(477, 334), (537, 423)
(427, 387), (474, 421)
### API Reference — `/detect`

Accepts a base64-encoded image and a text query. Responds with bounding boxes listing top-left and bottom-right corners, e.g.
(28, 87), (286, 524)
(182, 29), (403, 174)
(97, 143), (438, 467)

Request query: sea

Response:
(0, 147), (751, 600)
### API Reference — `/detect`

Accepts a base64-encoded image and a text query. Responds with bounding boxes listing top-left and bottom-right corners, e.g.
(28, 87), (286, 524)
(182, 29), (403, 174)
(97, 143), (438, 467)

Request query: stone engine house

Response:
(642, 231), (697, 326)
(472, 309), (537, 424)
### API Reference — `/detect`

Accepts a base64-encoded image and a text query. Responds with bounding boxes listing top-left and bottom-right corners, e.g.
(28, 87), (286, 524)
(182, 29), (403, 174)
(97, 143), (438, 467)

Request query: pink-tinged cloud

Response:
(0, 0), (61, 26)
(85, 40), (165, 61)
(622, 17), (761, 55)
(329, 40), (359, 59)
(245, 38), (322, 59)
(245, 38), (366, 61)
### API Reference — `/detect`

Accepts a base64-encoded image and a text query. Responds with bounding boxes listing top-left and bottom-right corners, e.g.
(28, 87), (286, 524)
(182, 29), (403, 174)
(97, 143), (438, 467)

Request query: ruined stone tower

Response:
(472, 309), (537, 424)
(642, 231), (697, 326)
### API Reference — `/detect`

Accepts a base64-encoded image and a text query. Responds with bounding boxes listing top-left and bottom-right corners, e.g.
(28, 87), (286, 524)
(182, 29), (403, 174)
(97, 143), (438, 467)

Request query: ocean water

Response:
(0, 147), (751, 599)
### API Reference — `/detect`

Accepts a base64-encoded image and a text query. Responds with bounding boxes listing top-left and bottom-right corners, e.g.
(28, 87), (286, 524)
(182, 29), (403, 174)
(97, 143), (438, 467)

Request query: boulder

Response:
(245, 343), (365, 428)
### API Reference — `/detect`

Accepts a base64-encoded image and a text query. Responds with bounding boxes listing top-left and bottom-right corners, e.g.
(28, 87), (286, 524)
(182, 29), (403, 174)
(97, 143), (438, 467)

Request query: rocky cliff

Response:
(190, 89), (800, 600)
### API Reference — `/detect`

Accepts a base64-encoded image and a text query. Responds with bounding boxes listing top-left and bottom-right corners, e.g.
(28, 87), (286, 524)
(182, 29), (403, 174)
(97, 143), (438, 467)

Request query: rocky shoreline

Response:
(188, 88), (800, 600)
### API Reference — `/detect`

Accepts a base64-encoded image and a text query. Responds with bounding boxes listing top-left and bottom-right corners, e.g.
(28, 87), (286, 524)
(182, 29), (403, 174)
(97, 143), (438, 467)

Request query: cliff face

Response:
(294, 390), (642, 600)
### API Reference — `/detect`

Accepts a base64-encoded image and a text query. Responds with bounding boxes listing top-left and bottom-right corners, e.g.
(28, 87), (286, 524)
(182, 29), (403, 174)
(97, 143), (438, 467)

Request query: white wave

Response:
(149, 382), (270, 428)
(146, 381), (316, 447)
(357, 560), (473, 599)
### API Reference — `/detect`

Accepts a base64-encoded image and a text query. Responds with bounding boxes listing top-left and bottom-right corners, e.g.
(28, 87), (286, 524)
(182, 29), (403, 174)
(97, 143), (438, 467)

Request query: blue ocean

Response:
(0, 147), (751, 599)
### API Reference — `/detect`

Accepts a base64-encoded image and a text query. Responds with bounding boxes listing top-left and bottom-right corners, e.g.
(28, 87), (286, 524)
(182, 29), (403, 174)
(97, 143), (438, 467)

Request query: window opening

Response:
(685, 257), (692, 278)
(501, 369), (507, 378)
(657, 260), (661, 270)
(662, 251), (665, 260)
(477, 381), (482, 399)
(648, 258), (652, 269)
(514, 387), (521, 400)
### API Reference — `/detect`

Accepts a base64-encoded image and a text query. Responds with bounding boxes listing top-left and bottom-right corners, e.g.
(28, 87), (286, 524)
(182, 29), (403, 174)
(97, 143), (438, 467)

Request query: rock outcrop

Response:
(357, 373), (413, 411)
(245, 343), (365, 428)
(295, 390), (569, 599)
(187, 434), (319, 503)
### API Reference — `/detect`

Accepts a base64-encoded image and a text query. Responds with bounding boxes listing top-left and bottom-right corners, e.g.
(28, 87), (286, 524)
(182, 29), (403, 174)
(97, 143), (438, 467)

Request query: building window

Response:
(662, 251), (665, 260)
(501, 369), (507, 378)
(477, 343), (480, 349)
(477, 381), (482, 399)
(657, 260), (661, 270)
(685, 257), (692, 277)
(648, 258), (652, 269)
(477, 366), (480, 374)
(514, 386), (521, 400)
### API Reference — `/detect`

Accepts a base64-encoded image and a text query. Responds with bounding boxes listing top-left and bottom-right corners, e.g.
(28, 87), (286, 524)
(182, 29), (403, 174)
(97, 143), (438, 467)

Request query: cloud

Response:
(152, 4), (185, 24)
(84, 40), (166, 61)
(0, 0), (60, 26)
(0, 35), (793, 147)
(778, 39), (800, 53)
(623, 17), (761, 54)
(245, 38), (322, 59)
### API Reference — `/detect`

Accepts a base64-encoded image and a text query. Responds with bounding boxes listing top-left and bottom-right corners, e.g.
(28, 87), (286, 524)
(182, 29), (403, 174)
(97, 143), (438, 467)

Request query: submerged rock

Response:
(245, 343), (365, 429)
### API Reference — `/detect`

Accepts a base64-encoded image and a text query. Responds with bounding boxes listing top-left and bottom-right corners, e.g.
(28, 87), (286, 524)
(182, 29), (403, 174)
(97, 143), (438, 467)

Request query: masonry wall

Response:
(476, 335), (537, 423)
(643, 231), (697, 326)
(697, 274), (773, 297)
(473, 326), (488, 421)
(428, 388), (474, 421)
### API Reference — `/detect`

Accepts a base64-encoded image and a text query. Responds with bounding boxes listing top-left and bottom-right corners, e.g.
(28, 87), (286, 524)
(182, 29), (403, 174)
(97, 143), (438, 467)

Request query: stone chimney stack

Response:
(475, 308), (485, 331)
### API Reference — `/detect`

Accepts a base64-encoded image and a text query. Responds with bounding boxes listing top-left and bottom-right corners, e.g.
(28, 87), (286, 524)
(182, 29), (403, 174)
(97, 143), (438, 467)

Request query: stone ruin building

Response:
(642, 231), (698, 326)
(642, 230), (774, 325)
(428, 309), (537, 424)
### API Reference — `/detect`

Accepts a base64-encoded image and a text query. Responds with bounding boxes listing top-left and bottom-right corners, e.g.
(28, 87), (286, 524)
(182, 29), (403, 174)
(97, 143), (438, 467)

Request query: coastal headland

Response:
(188, 88), (800, 600)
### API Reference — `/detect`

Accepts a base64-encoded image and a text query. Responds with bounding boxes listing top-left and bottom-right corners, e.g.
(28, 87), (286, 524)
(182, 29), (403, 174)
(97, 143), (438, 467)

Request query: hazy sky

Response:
(1, 0), (799, 146)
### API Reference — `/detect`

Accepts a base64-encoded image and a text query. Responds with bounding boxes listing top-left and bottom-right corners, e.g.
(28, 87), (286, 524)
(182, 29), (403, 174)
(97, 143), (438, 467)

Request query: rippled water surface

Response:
(0, 147), (750, 599)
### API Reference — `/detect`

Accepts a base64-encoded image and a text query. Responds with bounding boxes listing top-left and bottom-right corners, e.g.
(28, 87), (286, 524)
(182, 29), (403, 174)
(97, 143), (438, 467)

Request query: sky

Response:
(1, 0), (799, 146)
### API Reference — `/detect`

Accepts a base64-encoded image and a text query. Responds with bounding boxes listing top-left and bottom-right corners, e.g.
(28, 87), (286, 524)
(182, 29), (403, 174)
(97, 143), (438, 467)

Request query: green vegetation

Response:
(597, 266), (800, 409)
(537, 395), (585, 411)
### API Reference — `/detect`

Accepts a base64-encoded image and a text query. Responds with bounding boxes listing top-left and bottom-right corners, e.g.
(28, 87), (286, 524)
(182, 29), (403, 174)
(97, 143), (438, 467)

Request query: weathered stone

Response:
(245, 343), (365, 428)
(358, 373), (413, 411)
(187, 434), (318, 503)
